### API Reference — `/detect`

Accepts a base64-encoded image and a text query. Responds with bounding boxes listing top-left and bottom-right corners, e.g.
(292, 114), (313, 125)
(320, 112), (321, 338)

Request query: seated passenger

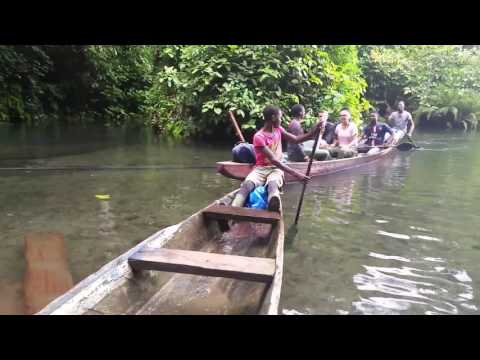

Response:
(329, 108), (358, 159)
(358, 109), (394, 153)
(321, 114), (337, 146)
(231, 105), (322, 211)
(287, 104), (309, 162)
(305, 111), (333, 161)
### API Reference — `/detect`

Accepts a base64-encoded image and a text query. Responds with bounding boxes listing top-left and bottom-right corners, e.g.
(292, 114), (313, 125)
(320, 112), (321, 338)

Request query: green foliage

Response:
(86, 46), (156, 125)
(0, 45), (157, 127)
(3, 45), (480, 135)
(360, 45), (480, 128)
(0, 46), (110, 125)
(0, 45), (371, 137)
(0, 46), (53, 124)
(143, 45), (370, 137)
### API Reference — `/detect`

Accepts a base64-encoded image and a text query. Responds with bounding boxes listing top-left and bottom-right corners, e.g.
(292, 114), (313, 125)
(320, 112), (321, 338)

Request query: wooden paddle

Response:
(405, 134), (420, 149)
(293, 126), (323, 225)
(397, 142), (416, 151)
(228, 111), (246, 143)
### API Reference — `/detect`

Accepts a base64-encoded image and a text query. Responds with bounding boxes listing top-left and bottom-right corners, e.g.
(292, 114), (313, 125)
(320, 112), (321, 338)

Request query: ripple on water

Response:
(376, 230), (410, 240)
(352, 263), (477, 315)
(369, 252), (411, 263)
(409, 226), (432, 232)
(461, 303), (478, 311)
(352, 296), (428, 315)
(424, 257), (445, 263)
(412, 235), (443, 242)
(451, 270), (472, 283)
(326, 217), (350, 225)
(376, 230), (444, 243)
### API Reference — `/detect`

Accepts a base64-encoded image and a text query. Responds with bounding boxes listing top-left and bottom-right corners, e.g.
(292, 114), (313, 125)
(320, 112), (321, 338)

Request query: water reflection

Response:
(351, 244), (477, 315)
(332, 179), (355, 208)
(98, 200), (117, 237)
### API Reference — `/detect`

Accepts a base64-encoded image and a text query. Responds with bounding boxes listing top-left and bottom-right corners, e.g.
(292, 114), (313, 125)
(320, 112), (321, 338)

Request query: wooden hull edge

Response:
(217, 147), (395, 183)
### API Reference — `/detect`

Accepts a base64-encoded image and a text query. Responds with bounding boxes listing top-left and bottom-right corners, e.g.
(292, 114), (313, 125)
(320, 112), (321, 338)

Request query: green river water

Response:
(1, 123), (479, 315)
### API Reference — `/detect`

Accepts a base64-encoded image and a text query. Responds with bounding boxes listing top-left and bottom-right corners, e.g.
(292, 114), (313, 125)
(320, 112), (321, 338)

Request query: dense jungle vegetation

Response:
(1, 45), (478, 139)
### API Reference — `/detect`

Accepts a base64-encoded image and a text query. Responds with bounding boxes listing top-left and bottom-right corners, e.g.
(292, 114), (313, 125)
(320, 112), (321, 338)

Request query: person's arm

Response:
(360, 128), (369, 146)
(259, 146), (310, 182)
(282, 121), (322, 144)
(387, 113), (394, 127)
(331, 136), (338, 148)
(331, 128), (339, 147)
(329, 124), (339, 147)
(287, 120), (301, 136)
(348, 138), (358, 147)
(360, 127), (368, 141)
(348, 125), (359, 147)
(407, 115), (415, 136)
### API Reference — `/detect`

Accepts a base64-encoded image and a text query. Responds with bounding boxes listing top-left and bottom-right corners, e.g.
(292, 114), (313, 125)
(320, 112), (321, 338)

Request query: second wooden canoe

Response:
(217, 146), (396, 183)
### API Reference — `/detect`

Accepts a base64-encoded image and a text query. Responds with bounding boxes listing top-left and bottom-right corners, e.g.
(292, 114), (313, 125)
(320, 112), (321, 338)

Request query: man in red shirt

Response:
(231, 105), (322, 212)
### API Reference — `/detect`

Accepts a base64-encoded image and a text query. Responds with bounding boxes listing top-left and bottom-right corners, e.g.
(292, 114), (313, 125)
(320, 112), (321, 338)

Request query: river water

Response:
(1, 123), (479, 315)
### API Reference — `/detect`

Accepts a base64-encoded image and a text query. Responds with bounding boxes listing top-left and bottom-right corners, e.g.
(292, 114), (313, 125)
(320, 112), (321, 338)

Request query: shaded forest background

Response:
(1, 45), (479, 139)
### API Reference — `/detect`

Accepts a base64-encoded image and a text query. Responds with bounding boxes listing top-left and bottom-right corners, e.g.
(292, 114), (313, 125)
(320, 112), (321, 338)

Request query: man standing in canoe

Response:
(231, 105), (322, 212)
(388, 100), (415, 142)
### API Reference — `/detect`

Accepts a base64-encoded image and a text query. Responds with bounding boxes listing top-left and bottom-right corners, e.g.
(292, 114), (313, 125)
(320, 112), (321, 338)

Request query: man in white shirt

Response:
(388, 101), (415, 142)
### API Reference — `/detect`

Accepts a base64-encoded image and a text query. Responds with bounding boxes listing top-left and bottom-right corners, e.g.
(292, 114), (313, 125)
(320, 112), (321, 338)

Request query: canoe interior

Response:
(38, 190), (284, 315)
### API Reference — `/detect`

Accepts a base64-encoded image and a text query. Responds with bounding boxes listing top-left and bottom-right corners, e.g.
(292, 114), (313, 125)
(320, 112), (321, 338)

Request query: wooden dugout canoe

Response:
(37, 190), (284, 315)
(217, 146), (396, 183)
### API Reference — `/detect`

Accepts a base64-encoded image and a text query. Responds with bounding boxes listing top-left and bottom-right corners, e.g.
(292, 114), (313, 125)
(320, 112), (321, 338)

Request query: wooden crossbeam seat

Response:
(202, 204), (280, 224)
(129, 248), (276, 283)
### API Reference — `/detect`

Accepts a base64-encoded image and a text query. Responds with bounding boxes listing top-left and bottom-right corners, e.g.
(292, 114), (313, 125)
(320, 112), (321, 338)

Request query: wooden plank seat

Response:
(128, 248), (276, 283)
(202, 204), (280, 224)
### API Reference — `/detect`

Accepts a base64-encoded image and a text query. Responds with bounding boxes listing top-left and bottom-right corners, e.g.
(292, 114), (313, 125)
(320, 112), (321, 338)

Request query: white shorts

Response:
(244, 166), (284, 188)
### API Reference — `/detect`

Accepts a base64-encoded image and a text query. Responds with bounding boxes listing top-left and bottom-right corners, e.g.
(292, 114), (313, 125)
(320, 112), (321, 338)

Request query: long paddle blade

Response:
(397, 142), (415, 151)
(405, 134), (420, 148)
(285, 224), (299, 249)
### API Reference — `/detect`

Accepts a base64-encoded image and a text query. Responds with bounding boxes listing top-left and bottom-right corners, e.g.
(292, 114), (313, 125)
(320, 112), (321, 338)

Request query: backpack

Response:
(245, 186), (268, 210)
(232, 142), (255, 164)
